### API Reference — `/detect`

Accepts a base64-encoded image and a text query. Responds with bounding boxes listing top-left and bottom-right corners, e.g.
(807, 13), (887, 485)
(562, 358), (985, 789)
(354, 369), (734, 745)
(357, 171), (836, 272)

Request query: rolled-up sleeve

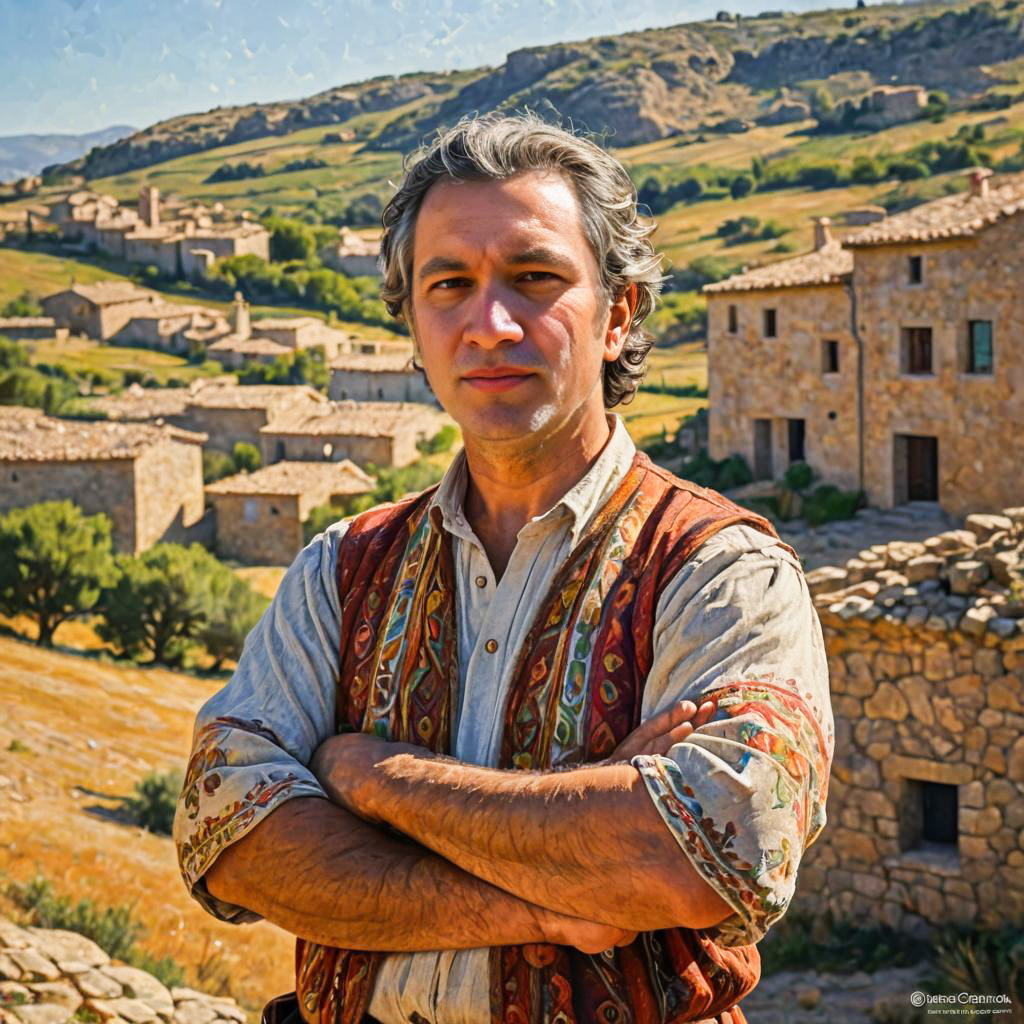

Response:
(172, 522), (347, 922)
(632, 524), (833, 947)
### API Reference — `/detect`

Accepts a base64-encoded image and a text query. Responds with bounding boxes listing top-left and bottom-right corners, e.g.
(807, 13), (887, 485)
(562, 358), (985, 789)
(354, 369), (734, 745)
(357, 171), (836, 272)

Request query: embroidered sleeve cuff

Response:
(173, 719), (328, 923)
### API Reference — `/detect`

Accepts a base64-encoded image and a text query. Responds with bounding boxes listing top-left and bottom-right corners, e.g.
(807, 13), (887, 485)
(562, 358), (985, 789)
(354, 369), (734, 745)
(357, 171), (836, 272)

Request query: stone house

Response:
(328, 352), (435, 404)
(80, 378), (236, 423)
(0, 317), (67, 341)
(48, 186), (269, 278)
(109, 302), (229, 353)
(178, 383), (327, 454)
(41, 281), (159, 340)
(705, 169), (1024, 517)
(798, 509), (1024, 932)
(207, 460), (374, 565)
(321, 227), (381, 276)
(259, 400), (444, 468)
(0, 407), (207, 553)
(706, 217), (859, 490)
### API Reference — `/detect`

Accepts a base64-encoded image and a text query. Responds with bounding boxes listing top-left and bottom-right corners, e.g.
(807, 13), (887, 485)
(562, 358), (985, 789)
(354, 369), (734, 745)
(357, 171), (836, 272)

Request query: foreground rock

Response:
(0, 919), (248, 1024)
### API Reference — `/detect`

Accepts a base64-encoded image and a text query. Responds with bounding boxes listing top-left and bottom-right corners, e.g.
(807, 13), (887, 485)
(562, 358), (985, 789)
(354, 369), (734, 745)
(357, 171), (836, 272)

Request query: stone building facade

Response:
(41, 282), (159, 340)
(706, 169), (1024, 518)
(207, 460), (374, 565)
(0, 317), (67, 341)
(798, 509), (1024, 932)
(177, 384), (326, 454)
(328, 352), (435, 404)
(0, 408), (207, 554)
(259, 400), (445, 468)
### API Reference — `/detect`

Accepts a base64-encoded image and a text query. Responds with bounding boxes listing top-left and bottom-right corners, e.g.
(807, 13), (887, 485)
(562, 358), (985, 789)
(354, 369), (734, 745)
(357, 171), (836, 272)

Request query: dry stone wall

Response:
(0, 918), (248, 1024)
(797, 508), (1024, 932)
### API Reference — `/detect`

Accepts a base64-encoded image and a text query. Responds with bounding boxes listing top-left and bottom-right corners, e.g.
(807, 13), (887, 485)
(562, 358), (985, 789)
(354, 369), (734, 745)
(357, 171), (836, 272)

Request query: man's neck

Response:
(461, 402), (613, 579)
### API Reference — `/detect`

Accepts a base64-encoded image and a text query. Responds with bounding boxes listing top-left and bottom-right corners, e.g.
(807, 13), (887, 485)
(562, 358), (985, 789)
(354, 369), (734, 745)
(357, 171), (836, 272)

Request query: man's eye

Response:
(520, 271), (557, 282)
(433, 277), (471, 290)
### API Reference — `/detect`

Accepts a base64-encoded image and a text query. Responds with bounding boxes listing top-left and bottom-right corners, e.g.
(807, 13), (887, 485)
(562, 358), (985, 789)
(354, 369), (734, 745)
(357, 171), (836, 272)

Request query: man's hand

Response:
(605, 698), (718, 762)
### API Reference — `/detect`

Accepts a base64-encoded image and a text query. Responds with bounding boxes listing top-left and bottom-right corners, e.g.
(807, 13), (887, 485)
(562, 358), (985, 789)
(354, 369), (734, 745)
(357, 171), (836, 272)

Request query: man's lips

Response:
(461, 367), (536, 392)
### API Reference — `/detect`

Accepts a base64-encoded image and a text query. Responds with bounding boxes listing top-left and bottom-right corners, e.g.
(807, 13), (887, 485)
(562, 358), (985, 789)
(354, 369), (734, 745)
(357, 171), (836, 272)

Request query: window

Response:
(727, 304), (738, 334)
(763, 309), (777, 338)
(753, 419), (773, 480)
(243, 499), (260, 523)
(822, 339), (840, 374)
(787, 418), (806, 464)
(967, 320), (993, 374)
(901, 327), (933, 374)
(908, 255), (923, 284)
(901, 779), (958, 851)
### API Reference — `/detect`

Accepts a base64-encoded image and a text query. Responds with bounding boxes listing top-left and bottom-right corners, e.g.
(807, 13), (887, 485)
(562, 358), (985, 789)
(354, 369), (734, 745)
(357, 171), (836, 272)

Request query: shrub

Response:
(0, 502), (117, 647)
(803, 484), (864, 526)
(118, 771), (182, 836)
(783, 460), (814, 492)
(205, 161), (265, 184)
(730, 174), (754, 199)
(203, 450), (236, 484)
(231, 441), (261, 473)
(6, 878), (185, 987)
(678, 451), (752, 491)
(417, 424), (457, 455)
(0, 291), (42, 317)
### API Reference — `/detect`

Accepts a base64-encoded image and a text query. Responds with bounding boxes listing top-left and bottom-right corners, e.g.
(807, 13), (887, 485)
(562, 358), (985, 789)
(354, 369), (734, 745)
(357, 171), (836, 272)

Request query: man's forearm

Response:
(318, 741), (734, 933)
(202, 796), (622, 952)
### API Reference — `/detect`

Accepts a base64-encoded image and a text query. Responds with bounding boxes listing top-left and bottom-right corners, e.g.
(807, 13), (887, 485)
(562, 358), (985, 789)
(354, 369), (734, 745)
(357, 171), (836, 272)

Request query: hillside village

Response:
(2, 0), (1024, 1017)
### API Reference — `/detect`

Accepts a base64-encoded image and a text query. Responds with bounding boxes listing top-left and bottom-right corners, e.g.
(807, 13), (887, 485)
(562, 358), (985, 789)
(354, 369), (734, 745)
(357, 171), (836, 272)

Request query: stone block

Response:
(882, 755), (972, 785)
(99, 969), (172, 1021)
(949, 560), (990, 595)
(897, 675), (935, 725)
(26, 982), (82, 1012)
(26, 930), (108, 971)
(806, 565), (849, 597)
(0, 954), (23, 982)
(831, 828), (878, 862)
(987, 779), (1018, 806)
(961, 780), (985, 808)
(973, 648), (1004, 677)
(924, 646), (954, 681)
(933, 697), (965, 733)
(6, 950), (59, 982)
(989, 676), (1023, 712)
(905, 554), (944, 583)
(864, 682), (908, 721)
(961, 806), (1002, 837)
(965, 513), (1013, 542)
(1008, 737), (1024, 781)
(9, 1007), (73, 1024)
(171, 1005), (217, 1024)
(960, 604), (997, 637)
(87, 998), (157, 1024)
(0, 922), (33, 950)
(991, 617), (1019, 639)
(73, 970), (122, 1000)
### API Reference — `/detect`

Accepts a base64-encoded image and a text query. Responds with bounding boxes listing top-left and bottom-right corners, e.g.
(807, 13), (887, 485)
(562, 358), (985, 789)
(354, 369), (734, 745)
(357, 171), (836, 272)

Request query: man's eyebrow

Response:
(417, 257), (470, 282)
(506, 247), (577, 272)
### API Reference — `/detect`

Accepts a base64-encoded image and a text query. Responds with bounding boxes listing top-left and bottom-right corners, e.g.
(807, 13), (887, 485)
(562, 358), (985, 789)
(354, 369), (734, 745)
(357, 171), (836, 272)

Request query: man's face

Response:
(408, 170), (626, 447)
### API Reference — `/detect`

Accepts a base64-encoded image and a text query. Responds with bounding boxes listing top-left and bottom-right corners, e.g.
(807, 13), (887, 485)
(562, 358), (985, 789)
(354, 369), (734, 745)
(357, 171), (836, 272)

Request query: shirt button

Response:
(485, 639), (499, 654)
(475, 575), (487, 588)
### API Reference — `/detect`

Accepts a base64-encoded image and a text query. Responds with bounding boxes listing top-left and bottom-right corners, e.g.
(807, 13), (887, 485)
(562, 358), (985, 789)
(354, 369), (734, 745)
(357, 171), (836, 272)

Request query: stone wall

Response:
(797, 509), (1024, 932)
(328, 370), (434, 405)
(1, 459), (138, 552)
(707, 283), (859, 491)
(210, 493), (302, 566)
(0, 917), (250, 1024)
(177, 408), (270, 455)
(854, 216), (1024, 517)
(133, 439), (206, 553)
(260, 431), (404, 469)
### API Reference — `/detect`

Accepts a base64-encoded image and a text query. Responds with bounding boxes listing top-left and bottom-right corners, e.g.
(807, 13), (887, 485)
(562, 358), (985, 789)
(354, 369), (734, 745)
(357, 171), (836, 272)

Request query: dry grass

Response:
(0, 633), (294, 1011)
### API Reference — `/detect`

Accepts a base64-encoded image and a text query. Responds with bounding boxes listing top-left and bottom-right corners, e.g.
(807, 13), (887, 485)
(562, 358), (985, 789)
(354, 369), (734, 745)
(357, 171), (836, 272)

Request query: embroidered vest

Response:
(296, 452), (789, 1024)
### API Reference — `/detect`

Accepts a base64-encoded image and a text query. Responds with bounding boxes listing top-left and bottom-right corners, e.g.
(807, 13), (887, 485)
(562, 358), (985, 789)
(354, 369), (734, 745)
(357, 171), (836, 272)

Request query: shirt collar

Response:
(428, 416), (637, 548)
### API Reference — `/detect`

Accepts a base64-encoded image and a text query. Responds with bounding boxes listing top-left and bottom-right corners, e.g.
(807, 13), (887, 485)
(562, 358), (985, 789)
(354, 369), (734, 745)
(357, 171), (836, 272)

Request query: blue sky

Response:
(1, 0), (843, 137)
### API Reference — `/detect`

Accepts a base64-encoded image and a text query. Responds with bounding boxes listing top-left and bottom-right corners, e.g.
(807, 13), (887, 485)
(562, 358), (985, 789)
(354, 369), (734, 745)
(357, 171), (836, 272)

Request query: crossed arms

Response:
(204, 699), (729, 953)
(176, 522), (832, 955)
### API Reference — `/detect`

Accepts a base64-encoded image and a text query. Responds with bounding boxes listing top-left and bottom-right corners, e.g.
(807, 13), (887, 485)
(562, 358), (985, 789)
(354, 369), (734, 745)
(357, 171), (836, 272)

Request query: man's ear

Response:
(604, 283), (638, 362)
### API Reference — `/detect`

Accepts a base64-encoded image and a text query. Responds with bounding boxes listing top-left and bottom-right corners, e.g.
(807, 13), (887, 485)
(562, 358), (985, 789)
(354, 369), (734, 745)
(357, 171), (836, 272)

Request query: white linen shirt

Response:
(173, 418), (833, 1024)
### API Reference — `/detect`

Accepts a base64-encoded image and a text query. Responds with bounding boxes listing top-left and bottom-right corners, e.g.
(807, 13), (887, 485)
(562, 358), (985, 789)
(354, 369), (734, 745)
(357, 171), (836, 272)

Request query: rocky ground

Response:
(0, 918), (248, 1024)
(778, 502), (957, 573)
(742, 965), (933, 1024)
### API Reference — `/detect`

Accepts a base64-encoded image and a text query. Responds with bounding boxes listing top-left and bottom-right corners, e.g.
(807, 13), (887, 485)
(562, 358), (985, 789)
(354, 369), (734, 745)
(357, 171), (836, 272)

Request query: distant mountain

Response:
(0, 126), (135, 181)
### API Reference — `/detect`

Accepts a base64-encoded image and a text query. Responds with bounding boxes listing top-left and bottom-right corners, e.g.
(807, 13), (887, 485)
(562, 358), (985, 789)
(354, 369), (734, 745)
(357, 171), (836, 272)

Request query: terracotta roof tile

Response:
(185, 384), (326, 411)
(846, 171), (1024, 246)
(329, 353), (415, 373)
(261, 399), (442, 438)
(206, 459), (375, 497)
(703, 240), (852, 294)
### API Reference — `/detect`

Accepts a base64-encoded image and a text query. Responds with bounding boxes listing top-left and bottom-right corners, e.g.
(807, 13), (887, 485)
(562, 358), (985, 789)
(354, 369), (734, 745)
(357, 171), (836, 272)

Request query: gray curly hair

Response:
(378, 112), (663, 407)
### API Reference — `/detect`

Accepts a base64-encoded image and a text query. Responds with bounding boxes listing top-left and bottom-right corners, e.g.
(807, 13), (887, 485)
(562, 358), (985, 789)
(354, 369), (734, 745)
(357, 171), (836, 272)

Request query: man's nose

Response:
(461, 286), (524, 349)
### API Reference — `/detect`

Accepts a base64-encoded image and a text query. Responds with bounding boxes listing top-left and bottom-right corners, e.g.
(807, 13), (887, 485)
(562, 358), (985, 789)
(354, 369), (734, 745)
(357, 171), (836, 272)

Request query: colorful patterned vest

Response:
(296, 451), (788, 1024)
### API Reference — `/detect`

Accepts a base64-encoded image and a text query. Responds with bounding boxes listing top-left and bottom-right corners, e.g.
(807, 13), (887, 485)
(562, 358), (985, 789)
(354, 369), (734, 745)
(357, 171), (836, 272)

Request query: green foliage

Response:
(667, 256), (743, 292)
(231, 441), (262, 473)
(196, 563), (269, 670)
(417, 424), (458, 455)
(203, 450), (237, 484)
(280, 156), (328, 174)
(267, 217), (318, 262)
(803, 483), (864, 526)
(729, 174), (754, 199)
(304, 458), (446, 542)
(205, 160), (265, 184)
(237, 346), (328, 390)
(783, 460), (814, 492)
(759, 911), (930, 977)
(716, 215), (784, 246)
(676, 450), (752, 491)
(0, 365), (77, 414)
(0, 336), (28, 370)
(98, 544), (213, 665)
(933, 924), (1024, 1010)
(0, 291), (42, 317)
(0, 502), (117, 647)
(923, 90), (950, 121)
(118, 770), (182, 836)
(335, 191), (384, 227)
(6, 877), (185, 987)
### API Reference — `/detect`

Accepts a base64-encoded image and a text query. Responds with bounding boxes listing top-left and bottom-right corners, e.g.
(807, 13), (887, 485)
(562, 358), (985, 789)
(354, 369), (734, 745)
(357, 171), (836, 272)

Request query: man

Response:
(174, 113), (833, 1024)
